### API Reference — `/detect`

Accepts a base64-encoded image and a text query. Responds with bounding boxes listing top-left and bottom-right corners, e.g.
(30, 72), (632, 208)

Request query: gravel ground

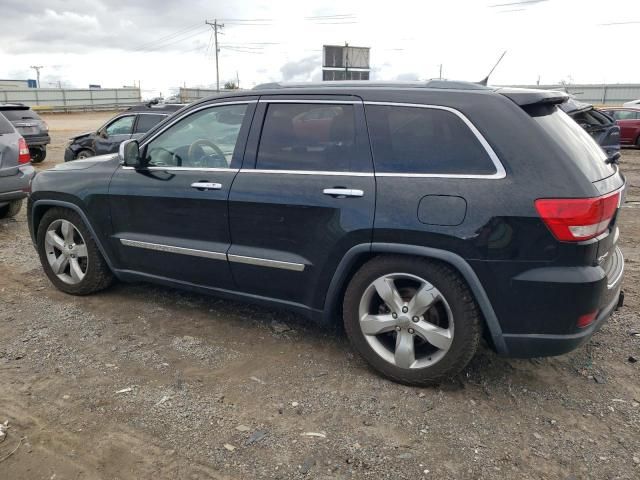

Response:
(0, 112), (639, 479)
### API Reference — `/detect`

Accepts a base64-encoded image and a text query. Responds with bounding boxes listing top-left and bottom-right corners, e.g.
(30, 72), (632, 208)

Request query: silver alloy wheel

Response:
(44, 219), (89, 285)
(358, 273), (454, 369)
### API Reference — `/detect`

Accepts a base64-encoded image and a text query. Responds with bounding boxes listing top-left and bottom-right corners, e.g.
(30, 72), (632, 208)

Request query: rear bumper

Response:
(24, 134), (50, 147)
(0, 164), (35, 205)
(497, 247), (624, 358)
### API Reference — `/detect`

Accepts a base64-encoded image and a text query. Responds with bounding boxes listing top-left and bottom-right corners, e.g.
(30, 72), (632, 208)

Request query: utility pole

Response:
(439, 64), (443, 80)
(344, 42), (349, 80)
(30, 65), (43, 88)
(205, 19), (224, 92)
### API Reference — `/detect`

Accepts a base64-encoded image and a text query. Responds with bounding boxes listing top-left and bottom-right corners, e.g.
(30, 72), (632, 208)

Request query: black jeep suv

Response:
(27, 81), (625, 385)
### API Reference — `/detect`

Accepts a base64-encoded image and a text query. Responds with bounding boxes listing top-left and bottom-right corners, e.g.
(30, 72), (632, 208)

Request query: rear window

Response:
(0, 108), (40, 121)
(530, 106), (615, 182)
(366, 105), (497, 175)
(0, 113), (14, 134)
(134, 114), (166, 133)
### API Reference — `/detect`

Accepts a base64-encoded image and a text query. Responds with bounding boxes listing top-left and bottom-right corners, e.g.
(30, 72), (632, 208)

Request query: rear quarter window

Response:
(365, 105), (497, 175)
(134, 114), (167, 133)
(0, 113), (14, 134)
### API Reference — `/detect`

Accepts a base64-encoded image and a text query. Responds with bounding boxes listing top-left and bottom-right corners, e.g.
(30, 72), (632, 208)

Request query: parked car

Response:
(622, 99), (640, 107)
(600, 107), (640, 148)
(27, 82), (625, 385)
(0, 103), (50, 163)
(64, 103), (185, 161)
(0, 112), (35, 218)
(560, 98), (620, 159)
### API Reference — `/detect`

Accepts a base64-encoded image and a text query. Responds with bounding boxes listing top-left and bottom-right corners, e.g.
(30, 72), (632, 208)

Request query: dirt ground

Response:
(1, 112), (639, 479)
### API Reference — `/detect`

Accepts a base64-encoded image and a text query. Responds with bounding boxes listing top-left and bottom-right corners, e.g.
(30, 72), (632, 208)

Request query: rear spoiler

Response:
(494, 87), (569, 107)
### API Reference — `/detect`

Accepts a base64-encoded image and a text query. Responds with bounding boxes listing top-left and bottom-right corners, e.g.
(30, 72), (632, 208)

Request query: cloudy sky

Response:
(0, 0), (637, 97)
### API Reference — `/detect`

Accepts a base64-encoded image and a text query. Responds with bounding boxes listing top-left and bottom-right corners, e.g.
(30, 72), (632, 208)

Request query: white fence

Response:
(178, 87), (223, 103)
(508, 84), (640, 106)
(0, 88), (142, 111)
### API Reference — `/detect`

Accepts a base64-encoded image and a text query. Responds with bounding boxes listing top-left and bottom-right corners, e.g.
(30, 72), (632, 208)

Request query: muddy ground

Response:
(0, 112), (638, 479)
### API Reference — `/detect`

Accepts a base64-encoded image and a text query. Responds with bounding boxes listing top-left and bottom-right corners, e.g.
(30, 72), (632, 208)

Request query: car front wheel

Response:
(36, 208), (114, 295)
(343, 255), (482, 386)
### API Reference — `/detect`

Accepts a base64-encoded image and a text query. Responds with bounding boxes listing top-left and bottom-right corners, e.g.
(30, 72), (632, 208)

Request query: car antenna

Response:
(477, 50), (507, 86)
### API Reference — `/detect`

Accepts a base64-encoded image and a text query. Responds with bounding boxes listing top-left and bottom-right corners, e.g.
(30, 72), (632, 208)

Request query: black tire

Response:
(36, 207), (114, 295)
(30, 147), (46, 163)
(0, 199), (22, 219)
(636, 135), (640, 149)
(76, 149), (94, 160)
(343, 255), (481, 386)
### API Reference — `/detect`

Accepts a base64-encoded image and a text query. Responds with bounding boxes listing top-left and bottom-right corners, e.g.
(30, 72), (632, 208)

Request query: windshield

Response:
(530, 107), (615, 182)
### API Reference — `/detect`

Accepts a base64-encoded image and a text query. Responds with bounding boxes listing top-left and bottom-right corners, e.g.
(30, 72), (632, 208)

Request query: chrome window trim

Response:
(258, 99), (360, 104)
(240, 169), (373, 177)
(121, 166), (238, 172)
(120, 239), (226, 261)
(119, 238), (306, 272)
(363, 101), (506, 180)
(227, 254), (305, 272)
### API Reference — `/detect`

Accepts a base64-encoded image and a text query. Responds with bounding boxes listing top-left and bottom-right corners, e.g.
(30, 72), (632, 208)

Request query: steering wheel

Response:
(187, 139), (227, 167)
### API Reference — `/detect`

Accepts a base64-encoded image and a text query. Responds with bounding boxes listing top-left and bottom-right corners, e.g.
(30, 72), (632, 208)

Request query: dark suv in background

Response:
(64, 103), (184, 161)
(0, 112), (35, 218)
(0, 104), (50, 163)
(27, 81), (625, 385)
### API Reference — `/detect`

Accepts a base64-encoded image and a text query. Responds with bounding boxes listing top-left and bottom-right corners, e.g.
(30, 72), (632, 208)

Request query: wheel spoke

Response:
(408, 284), (439, 317)
(360, 313), (398, 336)
(61, 221), (74, 243)
(74, 244), (88, 258)
(46, 230), (65, 250)
(372, 277), (404, 312)
(51, 254), (69, 275)
(413, 321), (453, 351)
(394, 330), (416, 368)
(69, 258), (84, 282)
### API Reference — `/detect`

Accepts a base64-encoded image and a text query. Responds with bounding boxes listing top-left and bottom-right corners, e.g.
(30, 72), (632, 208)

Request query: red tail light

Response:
(18, 137), (31, 164)
(576, 311), (597, 329)
(534, 191), (620, 242)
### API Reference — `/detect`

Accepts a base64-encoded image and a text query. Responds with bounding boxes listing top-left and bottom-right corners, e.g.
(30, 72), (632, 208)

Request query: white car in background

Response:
(623, 99), (640, 107)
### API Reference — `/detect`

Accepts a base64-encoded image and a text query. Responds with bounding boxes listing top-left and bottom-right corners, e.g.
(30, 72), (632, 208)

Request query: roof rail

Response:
(252, 80), (491, 91)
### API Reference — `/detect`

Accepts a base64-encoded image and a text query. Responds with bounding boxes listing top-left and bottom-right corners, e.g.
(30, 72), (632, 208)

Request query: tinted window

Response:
(105, 115), (134, 136)
(257, 103), (358, 172)
(134, 114), (166, 133)
(0, 113), (14, 134)
(531, 107), (615, 182)
(612, 110), (638, 120)
(0, 108), (39, 121)
(366, 105), (496, 175)
(145, 104), (247, 168)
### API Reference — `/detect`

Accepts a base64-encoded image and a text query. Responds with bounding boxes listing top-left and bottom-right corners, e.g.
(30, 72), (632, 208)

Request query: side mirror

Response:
(119, 139), (142, 168)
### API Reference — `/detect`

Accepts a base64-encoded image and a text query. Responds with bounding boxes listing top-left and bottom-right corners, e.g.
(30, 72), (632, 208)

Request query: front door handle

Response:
(323, 188), (364, 198)
(191, 182), (222, 191)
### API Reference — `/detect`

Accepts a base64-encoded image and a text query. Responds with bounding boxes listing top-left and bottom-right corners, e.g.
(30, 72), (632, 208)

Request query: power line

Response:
(132, 26), (209, 53)
(598, 20), (640, 26)
(129, 22), (205, 51)
(489, 0), (547, 7)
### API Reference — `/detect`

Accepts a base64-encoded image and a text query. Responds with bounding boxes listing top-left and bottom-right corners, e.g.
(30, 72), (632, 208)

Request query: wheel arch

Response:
(31, 199), (116, 272)
(321, 242), (507, 354)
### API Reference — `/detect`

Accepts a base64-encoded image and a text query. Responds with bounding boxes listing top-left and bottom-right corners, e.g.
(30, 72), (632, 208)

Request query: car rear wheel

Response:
(343, 255), (481, 386)
(76, 149), (94, 160)
(636, 135), (640, 148)
(37, 208), (114, 295)
(0, 199), (22, 219)
(30, 146), (46, 163)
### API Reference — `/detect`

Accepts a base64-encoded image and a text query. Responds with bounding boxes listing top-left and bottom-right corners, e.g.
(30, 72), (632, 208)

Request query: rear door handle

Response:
(191, 182), (222, 190)
(323, 188), (364, 198)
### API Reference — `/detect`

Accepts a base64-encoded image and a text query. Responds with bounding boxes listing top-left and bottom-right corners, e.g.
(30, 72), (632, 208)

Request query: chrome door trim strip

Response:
(239, 169), (373, 177)
(119, 238), (306, 272)
(228, 254), (305, 272)
(363, 101), (507, 180)
(119, 239), (227, 261)
(121, 166), (239, 172)
(258, 99), (360, 104)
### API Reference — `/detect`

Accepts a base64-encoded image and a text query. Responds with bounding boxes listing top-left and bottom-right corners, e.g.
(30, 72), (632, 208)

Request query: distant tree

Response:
(224, 81), (238, 90)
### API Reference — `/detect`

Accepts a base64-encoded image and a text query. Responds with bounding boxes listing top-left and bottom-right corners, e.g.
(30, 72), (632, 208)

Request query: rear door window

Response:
(365, 105), (497, 175)
(0, 108), (40, 121)
(134, 114), (166, 134)
(530, 106), (615, 182)
(256, 103), (360, 172)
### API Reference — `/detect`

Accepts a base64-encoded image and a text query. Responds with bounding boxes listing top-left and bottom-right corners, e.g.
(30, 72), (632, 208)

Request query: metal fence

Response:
(0, 88), (142, 112)
(178, 87), (222, 103)
(508, 84), (640, 106)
